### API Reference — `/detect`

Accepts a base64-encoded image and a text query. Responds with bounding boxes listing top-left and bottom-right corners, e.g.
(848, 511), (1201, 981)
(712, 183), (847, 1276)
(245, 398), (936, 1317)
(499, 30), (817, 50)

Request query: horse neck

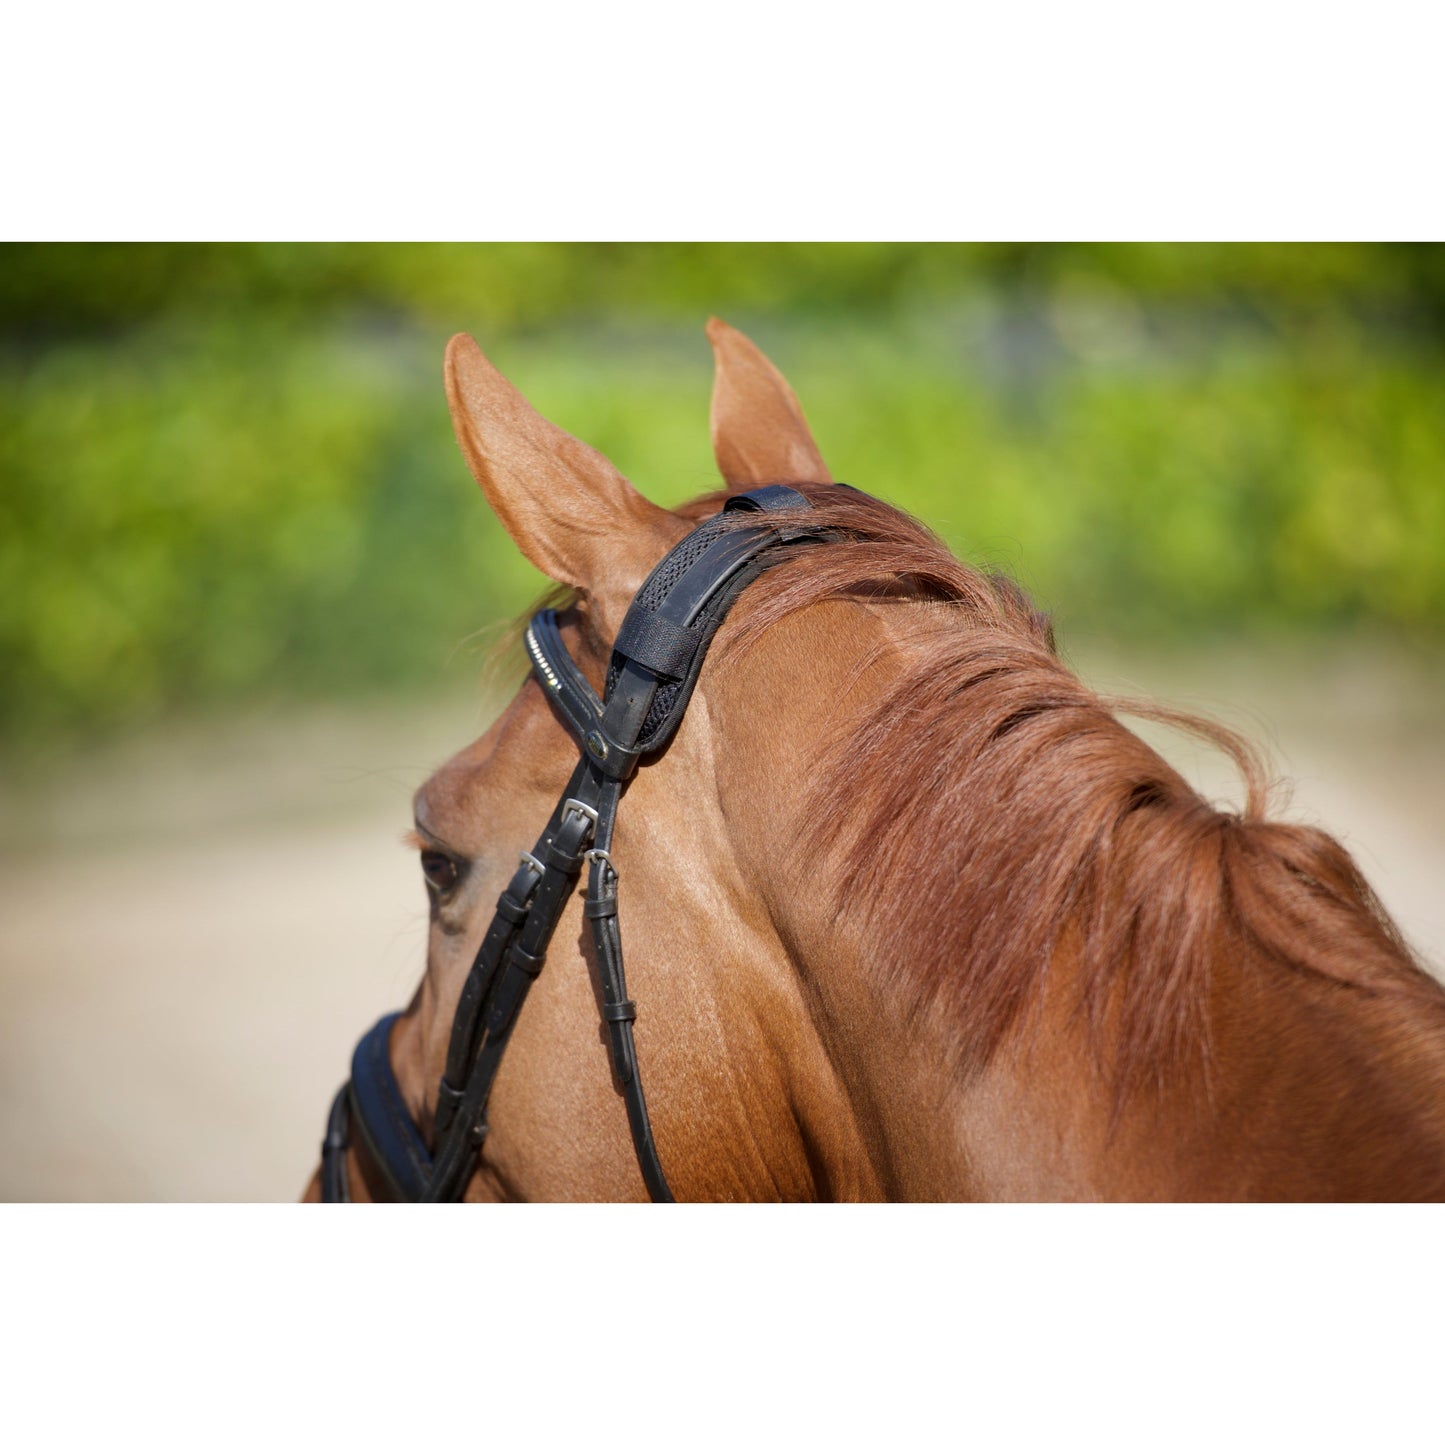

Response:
(709, 596), (1445, 1200)
(705, 596), (993, 1197)
(760, 810), (1445, 1202)
(922, 929), (1445, 1201)
(1193, 943), (1445, 1200)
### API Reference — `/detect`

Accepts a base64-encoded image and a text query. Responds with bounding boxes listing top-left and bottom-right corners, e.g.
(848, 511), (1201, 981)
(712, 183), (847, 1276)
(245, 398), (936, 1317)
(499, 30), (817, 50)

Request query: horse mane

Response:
(708, 482), (1445, 1101)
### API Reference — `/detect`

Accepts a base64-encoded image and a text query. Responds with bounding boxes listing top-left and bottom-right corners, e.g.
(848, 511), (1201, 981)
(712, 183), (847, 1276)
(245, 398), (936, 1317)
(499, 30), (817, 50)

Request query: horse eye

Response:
(420, 849), (461, 894)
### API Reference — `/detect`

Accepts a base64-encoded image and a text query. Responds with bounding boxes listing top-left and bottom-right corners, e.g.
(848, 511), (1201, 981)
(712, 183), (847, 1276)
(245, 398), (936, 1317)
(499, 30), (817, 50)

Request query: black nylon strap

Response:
(725, 483), (815, 515)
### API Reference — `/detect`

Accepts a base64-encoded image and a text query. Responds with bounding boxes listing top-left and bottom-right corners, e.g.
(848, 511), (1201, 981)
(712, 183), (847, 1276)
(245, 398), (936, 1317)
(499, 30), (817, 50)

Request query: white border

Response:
(5, 4), (1443, 238)
(5, 1204), (1441, 1441)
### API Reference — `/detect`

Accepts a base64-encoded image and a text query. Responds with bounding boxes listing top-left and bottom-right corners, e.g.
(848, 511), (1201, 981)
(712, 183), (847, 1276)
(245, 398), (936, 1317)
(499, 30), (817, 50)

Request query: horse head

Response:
(307, 322), (1445, 1202)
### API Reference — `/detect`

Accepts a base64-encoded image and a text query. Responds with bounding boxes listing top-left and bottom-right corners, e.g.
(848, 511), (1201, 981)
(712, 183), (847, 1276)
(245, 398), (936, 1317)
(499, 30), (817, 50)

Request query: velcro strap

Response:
(613, 608), (696, 680)
(724, 483), (809, 514)
(602, 1000), (637, 1023)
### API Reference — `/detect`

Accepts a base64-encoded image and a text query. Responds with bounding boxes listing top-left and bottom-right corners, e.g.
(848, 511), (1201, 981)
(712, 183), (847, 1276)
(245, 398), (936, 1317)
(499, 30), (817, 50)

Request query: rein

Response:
(320, 484), (835, 1202)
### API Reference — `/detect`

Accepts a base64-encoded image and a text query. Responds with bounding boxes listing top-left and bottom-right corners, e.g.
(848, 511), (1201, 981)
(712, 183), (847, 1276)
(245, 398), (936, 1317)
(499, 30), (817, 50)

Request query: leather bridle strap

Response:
(321, 484), (830, 1202)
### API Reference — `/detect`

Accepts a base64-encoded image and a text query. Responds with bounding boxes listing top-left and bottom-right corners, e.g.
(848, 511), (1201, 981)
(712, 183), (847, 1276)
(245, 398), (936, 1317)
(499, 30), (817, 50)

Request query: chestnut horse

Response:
(306, 320), (1445, 1201)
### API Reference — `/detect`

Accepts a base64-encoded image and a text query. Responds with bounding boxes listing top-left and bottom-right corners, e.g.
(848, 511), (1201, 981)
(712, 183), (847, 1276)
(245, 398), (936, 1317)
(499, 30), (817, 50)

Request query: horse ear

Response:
(707, 318), (833, 492)
(444, 333), (678, 613)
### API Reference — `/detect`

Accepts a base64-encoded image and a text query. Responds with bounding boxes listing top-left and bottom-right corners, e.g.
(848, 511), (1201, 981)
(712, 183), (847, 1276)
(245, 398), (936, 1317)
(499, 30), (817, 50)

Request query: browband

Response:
(321, 483), (830, 1202)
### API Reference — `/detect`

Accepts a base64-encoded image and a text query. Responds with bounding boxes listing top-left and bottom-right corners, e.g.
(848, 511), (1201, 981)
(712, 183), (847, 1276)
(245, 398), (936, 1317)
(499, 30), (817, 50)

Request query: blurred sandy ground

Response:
(1, 642), (1441, 1201)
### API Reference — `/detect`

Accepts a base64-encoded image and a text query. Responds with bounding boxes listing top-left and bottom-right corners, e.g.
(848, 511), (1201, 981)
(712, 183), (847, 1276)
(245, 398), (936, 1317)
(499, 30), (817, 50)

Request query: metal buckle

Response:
(561, 798), (599, 835)
(518, 850), (545, 878)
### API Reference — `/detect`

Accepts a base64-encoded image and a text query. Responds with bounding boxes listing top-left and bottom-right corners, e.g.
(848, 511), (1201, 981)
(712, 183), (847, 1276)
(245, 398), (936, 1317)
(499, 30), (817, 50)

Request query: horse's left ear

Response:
(707, 318), (833, 492)
(444, 333), (681, 628)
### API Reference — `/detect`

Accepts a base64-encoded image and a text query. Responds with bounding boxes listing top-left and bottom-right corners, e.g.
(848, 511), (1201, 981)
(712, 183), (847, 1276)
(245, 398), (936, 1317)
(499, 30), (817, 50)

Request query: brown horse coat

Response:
(306, 321), (1445, 1201)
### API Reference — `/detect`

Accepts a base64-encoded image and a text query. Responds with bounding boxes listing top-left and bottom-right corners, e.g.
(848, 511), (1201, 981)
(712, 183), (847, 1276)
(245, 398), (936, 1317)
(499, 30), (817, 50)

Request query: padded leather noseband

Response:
(320, 484), (833, 1202)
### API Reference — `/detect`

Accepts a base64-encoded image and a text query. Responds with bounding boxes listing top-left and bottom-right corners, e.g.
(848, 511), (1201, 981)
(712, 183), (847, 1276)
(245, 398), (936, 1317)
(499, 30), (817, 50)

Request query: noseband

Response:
(320, 484), (836, 1202)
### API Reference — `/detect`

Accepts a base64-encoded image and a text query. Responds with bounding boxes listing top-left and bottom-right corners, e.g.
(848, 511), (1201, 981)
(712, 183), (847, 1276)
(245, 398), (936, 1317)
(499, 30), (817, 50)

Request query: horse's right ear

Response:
(444, 334), (679, 622)
(707, 318), (833, 492)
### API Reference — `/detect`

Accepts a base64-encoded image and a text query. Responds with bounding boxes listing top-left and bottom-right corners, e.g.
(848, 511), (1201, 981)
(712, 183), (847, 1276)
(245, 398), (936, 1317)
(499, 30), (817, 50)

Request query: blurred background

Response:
(2, 243), (1442, 1199)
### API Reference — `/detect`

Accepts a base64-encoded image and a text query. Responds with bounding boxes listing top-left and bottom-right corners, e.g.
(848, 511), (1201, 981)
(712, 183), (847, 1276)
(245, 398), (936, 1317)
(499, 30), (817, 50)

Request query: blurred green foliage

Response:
(2, 243), (1442, 749)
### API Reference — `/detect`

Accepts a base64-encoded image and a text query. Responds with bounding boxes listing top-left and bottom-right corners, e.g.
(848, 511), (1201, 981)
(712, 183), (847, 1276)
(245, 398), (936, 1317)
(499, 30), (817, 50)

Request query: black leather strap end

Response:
(494, 891), (530, 925)
(609, 1021), (635, 1088)
(510, 943), (545, 978)
(436, 1077), (465, 1113)
(593, 734), (643, 781)
(543, 841), (585, 876)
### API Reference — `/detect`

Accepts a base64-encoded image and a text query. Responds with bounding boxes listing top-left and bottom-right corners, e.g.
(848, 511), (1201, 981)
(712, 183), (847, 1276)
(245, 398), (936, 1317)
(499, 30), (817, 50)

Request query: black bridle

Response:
(320, 484), (835, 1202)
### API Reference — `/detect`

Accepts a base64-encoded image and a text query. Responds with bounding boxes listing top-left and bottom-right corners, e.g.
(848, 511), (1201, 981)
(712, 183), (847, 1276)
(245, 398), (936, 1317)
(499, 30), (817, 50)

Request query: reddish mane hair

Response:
(711, 482), (1445, 1103)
